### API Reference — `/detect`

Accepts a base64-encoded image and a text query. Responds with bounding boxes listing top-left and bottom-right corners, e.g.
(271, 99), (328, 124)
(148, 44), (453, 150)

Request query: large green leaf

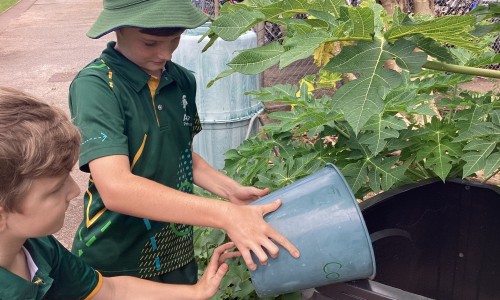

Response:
(245, 84), (298, 102)
(211, 8), (264, 41)
(243, 0), (275, 8)
(386, 15), (482, 52)
(484, 152), (500, 178)
(227, 42), (285, 74)
(407, 35), (455, 63)
(367, 156), (407, 192)
(359, 114), (407, 155)
(462, 140), (497, 177)
(341, 160), (369, 193)
(206, 68), (236, 88)
(280, 18), (329, 36)
(309, 0), (346, 16)
(342, 154), (408, 194)
(414, 120), (463, 180)
(280, 30), (331, 68)
(261, 0), (345, 20)
(324, 38), (427, 133)
(467, 53), (500, 68)
(337, 6), (375, 40)
(453, 122), (500, 142)
(260, 0), (314, 19)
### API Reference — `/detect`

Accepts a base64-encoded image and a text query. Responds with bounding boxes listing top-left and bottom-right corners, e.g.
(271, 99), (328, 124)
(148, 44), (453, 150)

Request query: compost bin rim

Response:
(359, 178), (500, 212)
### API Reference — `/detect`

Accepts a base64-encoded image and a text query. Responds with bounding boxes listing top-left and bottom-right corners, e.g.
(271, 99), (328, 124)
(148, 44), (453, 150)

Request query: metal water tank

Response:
(172, 22), (263, 170)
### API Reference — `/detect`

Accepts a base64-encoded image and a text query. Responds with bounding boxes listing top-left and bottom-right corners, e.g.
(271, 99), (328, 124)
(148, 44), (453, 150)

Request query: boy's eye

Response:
(144, 41), (157, 47)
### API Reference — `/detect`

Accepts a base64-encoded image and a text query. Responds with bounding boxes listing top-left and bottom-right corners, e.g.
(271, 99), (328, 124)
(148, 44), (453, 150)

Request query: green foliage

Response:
(195, 0), (500, 299)
(0, 0), (18, 14)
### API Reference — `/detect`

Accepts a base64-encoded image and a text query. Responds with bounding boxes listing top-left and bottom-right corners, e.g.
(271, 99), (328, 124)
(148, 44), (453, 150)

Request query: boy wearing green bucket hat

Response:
(69, 0), (300, 284)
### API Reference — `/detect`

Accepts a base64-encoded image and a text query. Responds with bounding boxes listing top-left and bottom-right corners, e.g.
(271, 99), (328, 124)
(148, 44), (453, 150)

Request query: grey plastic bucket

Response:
(249, 164), (376, 297)
(172, 23), (262, 169)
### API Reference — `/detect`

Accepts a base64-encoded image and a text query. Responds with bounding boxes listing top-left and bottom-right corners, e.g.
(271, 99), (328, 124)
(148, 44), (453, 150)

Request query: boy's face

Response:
(6, 174), (79, 238)
(115, 27), (184, 77)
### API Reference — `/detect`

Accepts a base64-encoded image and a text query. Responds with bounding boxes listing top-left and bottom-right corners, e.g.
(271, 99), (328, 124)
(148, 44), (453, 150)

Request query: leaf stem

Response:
(423, 61), (500, 79)
(407, 166), (427, 180)
(416, 162), (433, 178)
(334, 125), (350, 139)
(445, 85), (458, 124)
(482, 168), (500, 184)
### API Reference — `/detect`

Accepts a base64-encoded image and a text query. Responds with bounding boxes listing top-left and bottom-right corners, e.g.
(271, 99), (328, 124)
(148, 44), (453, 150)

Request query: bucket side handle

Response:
(369, 228), (413, 244)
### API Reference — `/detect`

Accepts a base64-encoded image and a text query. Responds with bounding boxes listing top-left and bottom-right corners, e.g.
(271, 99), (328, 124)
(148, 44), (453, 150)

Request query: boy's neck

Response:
(0, 235), (30, 281)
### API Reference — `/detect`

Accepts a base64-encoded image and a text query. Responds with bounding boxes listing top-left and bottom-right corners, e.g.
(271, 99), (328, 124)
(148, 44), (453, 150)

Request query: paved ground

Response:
(0, 0), (113, 248)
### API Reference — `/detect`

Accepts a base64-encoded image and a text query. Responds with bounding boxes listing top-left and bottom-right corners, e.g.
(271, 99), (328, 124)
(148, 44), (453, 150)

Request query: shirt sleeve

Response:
(83, 271), (104, 300)
(45, 236), (103, 300)
(69, 73), (129, 173)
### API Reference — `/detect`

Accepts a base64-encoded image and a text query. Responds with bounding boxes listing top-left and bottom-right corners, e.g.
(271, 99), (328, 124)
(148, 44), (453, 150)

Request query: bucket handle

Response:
(370, 228), (413, 244)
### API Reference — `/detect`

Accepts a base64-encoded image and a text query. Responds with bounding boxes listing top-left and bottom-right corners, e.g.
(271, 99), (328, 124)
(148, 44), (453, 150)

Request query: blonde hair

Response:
(0, 87), (81, 212)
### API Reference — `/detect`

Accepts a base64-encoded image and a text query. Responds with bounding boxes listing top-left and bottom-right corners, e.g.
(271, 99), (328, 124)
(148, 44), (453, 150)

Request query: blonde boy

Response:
(0, 87), (238, 300)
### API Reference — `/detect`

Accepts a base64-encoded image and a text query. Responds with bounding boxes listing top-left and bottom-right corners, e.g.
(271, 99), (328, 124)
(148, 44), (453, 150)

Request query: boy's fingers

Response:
(260, 199), (282, 215)
(218, 262), (229, 273)
(241, 249), (258, 271)
(215, 263), (229, 280)
(219, 251), (241, 263)
(215, 242), (235, 254)
(259, 200), (300, 258)
(268, 228), (300, 258)
(260, 238), (280, 259)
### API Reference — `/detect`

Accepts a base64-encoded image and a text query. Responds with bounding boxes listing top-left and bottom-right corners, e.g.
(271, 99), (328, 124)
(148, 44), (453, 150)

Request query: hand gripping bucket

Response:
(249, 164), (376, 297)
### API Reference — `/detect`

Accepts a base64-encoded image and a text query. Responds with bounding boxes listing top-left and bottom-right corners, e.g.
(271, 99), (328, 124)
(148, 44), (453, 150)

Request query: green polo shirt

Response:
(0, 236), (101, 300)
(69, 41), (202, 280)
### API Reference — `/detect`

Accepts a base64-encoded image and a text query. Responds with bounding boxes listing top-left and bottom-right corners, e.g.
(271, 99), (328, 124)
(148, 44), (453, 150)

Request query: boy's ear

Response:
(0, 206), (7, 232)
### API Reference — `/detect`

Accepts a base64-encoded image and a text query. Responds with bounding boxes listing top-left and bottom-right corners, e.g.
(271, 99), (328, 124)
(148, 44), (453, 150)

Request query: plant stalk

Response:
(334, 125), (350, 139)
(423, 61), (500, 79)
(482, 168), (500, 184)
(416, 162), (433, 178)
(407, 167), (427, 180)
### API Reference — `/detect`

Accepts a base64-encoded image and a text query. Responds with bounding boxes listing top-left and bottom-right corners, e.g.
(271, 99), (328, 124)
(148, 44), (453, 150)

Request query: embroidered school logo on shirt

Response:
(182, 95), (192, 127)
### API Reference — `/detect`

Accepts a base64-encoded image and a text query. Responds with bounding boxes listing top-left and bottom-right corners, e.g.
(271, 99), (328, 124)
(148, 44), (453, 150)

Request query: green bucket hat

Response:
(87, 0), (210, 39)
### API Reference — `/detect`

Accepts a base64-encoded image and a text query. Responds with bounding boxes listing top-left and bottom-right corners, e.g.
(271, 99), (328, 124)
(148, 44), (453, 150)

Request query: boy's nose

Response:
(158, 48), (173, 61)
(68, 176), (80, 202)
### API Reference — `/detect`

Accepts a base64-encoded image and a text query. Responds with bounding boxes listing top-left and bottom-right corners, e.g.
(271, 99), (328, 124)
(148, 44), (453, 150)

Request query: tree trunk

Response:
(413, 0), (435, 15)
(378, 0), (433, 15)
(378, 0), (410, 14)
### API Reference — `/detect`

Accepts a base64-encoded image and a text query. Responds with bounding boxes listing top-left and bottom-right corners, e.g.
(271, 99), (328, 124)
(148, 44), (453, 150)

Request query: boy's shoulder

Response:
(2, 236), (100, 300)
(0, 237), (65, 299)
(24, 235), (67, 260)
(168, 60), (197, 86)
(75, 58), (112, 79)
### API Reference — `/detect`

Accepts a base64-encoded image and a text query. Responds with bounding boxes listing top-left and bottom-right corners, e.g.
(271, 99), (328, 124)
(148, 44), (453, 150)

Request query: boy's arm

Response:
(191, 152), (270, 205)
(89, 154), (299, 270)
(93, 243), (238, 300)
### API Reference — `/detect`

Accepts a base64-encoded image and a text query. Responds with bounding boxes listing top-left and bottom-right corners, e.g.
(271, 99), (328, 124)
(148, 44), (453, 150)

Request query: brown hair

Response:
(139, 27), (185, 36)
(0, 87), (81, 212)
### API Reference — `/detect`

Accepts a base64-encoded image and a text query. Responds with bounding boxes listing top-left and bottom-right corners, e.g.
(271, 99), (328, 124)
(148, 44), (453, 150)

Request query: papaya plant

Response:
(193, 0), (500, 299)
(202, 0), (500, 195)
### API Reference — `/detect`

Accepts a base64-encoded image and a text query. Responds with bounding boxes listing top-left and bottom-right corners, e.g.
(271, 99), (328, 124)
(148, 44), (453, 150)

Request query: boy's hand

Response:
(195, 242), (241, 300)
(227, 186), (270, 205)
(225, 199), (300, 271)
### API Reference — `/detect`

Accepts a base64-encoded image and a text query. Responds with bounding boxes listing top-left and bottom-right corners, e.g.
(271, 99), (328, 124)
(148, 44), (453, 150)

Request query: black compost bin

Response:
(308, 179), (500, 300)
